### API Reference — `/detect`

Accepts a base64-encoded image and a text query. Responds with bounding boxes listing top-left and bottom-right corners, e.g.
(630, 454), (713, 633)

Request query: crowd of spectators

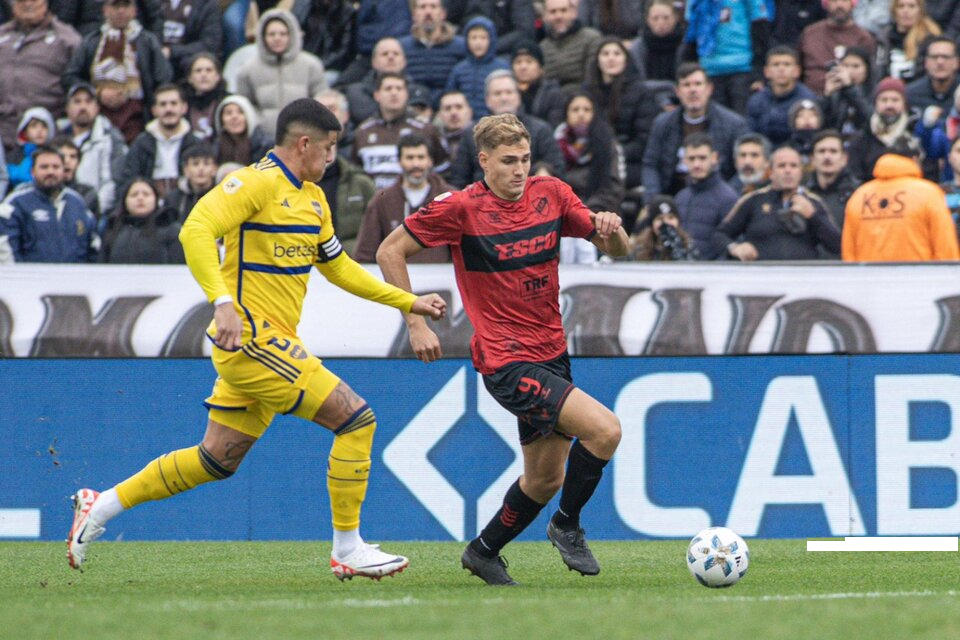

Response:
(1, 0), (960, 266)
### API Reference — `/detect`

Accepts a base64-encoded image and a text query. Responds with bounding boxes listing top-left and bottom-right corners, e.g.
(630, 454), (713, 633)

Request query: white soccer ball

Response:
(686, 527), (750, 588)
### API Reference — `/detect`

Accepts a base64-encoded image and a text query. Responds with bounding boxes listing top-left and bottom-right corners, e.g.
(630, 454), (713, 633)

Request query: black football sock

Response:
(552, 439), (609, 530)
(471, 478), (545, 558)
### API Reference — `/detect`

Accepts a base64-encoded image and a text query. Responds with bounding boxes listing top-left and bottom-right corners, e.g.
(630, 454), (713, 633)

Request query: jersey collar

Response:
(268, 151), (303, 190)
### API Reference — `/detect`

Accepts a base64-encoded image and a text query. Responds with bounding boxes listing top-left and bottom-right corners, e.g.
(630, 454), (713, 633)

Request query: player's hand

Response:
(410, 293), (447, 320)
(409, 321), (442, 363)
(729, 242), (759, 261)
(213, 301), (243, 350)
(590, 211), (622, 239)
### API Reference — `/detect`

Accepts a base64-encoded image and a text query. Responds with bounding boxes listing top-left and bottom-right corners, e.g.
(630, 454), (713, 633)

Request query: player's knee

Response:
(334, 404), (377, 437)
(594, 411), (621, 456)
(197, 440), (245, 478)
(526, 470), (564, 501)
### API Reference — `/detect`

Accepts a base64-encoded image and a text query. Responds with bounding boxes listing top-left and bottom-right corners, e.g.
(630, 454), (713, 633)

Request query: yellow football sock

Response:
(115, 445), (232, 509)
(328, 406), (377, 531)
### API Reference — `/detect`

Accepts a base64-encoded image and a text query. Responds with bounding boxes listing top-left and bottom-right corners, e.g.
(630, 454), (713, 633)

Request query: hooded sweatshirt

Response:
(843, 153), (960, 261)
(445, 16), (509, 118)
(234, 9), (327, 138)
(212, 94), (274, 165)
(8, 107), (57, 188)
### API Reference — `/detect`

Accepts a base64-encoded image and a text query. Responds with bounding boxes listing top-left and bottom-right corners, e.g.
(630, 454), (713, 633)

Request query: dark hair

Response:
(153, 83), (187, 104)
(276, 98), (342, 145)
(683, 131), (714, 150)
(102, 178), (163, 253)
(766, 45), (800, 65)
(922, 35), (957, 58)
(187, 51), (222, 75)
(676, 62), (707, 82)
(181, 143), (216, 164)
(734, 132), (772, 159)
(51, 135), (81, 158)
(841, 46), (874, 88)
(31, 144), (62, 164)
(812, 128), (843, 150)
(398, 132), (430, 155)
(376, 71), (408, 92)
(584, 35), (637, 126)
(561, 91), (615, 203)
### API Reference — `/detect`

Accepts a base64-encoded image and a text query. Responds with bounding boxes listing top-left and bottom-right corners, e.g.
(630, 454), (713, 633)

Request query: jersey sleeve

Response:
(555, 179), (597, 240)
(179, 169), (267, 302)
(402, 190), (464, 248)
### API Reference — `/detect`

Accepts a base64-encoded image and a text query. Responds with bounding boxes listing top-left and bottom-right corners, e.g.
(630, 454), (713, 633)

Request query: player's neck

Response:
(271, 148), (305, 183)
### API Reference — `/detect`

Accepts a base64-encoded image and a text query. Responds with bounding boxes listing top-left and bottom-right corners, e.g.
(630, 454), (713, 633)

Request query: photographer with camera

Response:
(628, 195), (697, 261)
(712, 145), (841, 261)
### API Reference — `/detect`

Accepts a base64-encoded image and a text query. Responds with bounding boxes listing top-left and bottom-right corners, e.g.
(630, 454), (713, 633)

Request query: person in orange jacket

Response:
(842, 137), (960, 262)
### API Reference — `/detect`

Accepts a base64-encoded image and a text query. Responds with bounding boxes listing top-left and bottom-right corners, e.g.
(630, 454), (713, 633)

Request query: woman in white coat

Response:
(235, 8), (327, 139)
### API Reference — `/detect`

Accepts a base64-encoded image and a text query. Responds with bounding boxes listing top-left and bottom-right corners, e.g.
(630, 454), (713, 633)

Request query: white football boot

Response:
(66, 489), (106, 570)
(330, 543), (409, 581)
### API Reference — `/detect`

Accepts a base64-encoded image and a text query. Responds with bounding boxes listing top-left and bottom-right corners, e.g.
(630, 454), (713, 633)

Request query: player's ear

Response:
(478, 150), (488, 169)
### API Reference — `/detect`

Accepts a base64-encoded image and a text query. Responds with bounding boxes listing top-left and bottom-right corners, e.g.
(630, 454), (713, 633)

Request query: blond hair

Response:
(473, 114), (530, 153)
(891, 0), (941, 62)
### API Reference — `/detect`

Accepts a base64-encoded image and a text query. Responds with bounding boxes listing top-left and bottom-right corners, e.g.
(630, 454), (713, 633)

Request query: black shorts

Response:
(482, 353), (576, 445)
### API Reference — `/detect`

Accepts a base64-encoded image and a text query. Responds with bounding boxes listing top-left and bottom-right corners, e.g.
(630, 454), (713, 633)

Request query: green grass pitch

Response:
(2, 540), (958, 639)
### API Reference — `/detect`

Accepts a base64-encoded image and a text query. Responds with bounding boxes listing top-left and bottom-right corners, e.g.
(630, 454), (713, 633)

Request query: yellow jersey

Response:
(179, 152), (416, 346)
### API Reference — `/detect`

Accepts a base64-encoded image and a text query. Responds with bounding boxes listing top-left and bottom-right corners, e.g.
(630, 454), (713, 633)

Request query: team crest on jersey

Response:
(762, 203), (772, 214)
(76, 220), (86, 236)
(222, 176), (244, 194)
(311, 201), (325, 221)
(434, 192), (452, 201)
(534, 197), (548, 215)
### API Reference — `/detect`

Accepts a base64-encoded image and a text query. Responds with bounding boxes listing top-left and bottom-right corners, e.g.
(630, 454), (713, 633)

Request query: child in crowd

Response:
(445, 16), (509, 118)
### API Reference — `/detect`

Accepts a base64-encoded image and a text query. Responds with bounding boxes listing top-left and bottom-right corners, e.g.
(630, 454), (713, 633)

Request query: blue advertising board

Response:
(2, 356), (958, 541)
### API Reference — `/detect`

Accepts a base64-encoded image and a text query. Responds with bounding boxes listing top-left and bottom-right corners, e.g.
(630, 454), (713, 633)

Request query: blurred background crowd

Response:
(2, 0), (960, 265)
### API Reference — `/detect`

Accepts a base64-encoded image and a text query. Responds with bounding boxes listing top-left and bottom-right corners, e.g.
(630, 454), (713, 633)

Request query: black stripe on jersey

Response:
(461, 218), (562, 273)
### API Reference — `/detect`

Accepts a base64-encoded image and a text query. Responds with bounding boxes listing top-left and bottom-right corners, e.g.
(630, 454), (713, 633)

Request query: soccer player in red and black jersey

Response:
(377, 113), (630, 585)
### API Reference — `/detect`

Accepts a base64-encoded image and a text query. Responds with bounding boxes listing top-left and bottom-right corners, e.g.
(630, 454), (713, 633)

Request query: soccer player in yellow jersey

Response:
(66, 99), (447, 580)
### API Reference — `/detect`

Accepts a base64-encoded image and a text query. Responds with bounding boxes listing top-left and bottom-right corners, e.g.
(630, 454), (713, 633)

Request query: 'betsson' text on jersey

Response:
(274, 243), (321, 259)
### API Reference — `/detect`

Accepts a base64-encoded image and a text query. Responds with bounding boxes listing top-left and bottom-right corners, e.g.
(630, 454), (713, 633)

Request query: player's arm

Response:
(589, 210), (630, 257)
(314, 235), (445, 319)
(376, 225), (443, 363)
(178, 174), (262, 349)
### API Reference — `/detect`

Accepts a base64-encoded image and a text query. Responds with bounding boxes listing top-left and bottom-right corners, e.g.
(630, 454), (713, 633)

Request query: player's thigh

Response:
(200, 418), (258, 473)
(211, 333), (329, 431)
(482, 355), (576, 445)
(556, 388), (621, 448)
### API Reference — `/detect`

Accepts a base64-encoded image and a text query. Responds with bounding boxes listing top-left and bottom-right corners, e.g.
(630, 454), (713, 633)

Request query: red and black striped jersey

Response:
(403, 176), (596, 374)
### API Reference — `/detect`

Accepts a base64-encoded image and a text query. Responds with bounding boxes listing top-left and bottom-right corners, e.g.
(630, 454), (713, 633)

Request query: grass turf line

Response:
(2, 540), (958, 640)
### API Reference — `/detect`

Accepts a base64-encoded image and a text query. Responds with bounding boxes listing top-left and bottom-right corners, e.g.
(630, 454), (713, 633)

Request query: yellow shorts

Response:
(204, 331), (341, 438)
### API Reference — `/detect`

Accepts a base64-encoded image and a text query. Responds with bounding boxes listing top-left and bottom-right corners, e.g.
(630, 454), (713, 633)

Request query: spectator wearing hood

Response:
(235, 8), (326, 139)
(212, 94), (273, 166)
(99, 176), (184, 263)
(787, 98), (826, 168)
(0, 0), (80, 154)
(462, 0), (535, 56)
(445, 16), (509, 119)
(8, 107), (56, 189)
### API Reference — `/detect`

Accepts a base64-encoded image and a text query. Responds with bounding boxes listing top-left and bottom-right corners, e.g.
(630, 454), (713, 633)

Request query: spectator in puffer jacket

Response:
(445, 16), (509, 119)
(400, 0), (467, 107)
(99, 177), (184, 263)
(673, 132), (739, 259)
(7, 107), (56, 189)
(235, 8), (326, 139)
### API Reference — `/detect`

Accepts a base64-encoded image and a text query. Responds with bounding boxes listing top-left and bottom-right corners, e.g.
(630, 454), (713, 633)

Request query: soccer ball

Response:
(686, 527), (750, 588)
